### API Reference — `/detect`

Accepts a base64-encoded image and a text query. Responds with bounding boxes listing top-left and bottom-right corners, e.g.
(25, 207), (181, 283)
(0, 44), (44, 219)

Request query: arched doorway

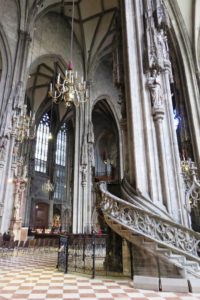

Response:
(92, 99), (120, 183)
(92, 99), (123, 272)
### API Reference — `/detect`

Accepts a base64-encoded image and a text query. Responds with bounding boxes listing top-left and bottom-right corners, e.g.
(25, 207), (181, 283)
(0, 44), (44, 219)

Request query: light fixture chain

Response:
(70, 0), (75, 64)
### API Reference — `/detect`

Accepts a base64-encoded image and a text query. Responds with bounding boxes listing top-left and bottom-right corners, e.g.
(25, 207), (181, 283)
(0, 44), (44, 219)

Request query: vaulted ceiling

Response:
(28, 0), (119, 74)
(25, 0), (120, 119)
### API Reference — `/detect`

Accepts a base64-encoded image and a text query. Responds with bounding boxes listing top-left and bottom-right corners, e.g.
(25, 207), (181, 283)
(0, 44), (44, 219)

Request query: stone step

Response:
(184, 260), (200, 271)
(169, 254), (186, 264)
(104, 212), (200, 279)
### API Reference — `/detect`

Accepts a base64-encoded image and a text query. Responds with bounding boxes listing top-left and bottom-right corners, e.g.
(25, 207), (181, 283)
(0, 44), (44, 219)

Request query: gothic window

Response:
(55, 123), (66, 166)
(54, 123), (67, 201)
(35, 112), (51, 173)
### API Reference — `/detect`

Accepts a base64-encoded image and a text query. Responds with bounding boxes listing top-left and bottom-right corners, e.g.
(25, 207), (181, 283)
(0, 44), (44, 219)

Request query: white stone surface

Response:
(188, 279), (200, 293)
(161, 278), (189, 293)
(134, 276), (159, 291)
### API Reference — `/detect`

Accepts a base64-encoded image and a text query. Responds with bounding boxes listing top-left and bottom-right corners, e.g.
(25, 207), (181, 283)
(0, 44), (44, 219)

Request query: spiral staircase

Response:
(98, 182), (200, 279)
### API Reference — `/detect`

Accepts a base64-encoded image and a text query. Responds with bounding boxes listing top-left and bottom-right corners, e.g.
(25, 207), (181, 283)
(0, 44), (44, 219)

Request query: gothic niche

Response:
(92, 100), (119, 183)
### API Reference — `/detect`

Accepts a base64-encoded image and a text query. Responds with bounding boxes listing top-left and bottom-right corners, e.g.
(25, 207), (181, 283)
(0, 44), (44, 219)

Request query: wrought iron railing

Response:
(57, 234), (109, 278)
(99, 182), (200, 261)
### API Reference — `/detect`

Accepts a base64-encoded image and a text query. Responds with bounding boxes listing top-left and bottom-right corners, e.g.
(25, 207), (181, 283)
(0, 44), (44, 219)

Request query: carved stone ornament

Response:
(184, 162), (200, 210)
(147, 69), (164, 109)
(81, 164), (87, 184)
(0, 135), (9, 161)
(143, 0), (171, 71)
(99, 182), (200, 259)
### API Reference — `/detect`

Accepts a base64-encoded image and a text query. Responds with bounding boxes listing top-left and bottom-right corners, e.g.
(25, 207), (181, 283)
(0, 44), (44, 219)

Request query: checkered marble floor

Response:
(0, 252), (200, 300)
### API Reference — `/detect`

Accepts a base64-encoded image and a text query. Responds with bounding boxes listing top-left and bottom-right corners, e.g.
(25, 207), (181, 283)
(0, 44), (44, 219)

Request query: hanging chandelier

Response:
(42, 179), (54, 192)
(48, 0), (89, 107)
(14, 105), (36, 143)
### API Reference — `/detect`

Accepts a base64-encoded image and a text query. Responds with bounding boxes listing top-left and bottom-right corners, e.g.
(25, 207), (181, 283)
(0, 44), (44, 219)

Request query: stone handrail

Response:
(99, 182), (200, 261)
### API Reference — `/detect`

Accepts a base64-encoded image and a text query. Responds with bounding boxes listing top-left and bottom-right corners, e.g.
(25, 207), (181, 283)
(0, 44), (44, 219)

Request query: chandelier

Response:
(42, 179), (54, 192)
(48, 0), (88, 107)
(14, 105), (36, 143)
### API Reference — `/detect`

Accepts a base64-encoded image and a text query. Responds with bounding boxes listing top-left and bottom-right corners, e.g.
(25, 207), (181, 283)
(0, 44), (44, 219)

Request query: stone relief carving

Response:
(99, 183), (200, 258)
(153, 0), (170, 30)
(81, 164), (87, 184)
(12, 141), (19, 164)
(13, 179), (27, 221)
(144, 0), (171, 71)
(157, 29), (169, 63)
(147, 69), (163, 108)
(0, 135), (8, 161)
(88, 121), (94, 144)
(88, 121), (95, 167)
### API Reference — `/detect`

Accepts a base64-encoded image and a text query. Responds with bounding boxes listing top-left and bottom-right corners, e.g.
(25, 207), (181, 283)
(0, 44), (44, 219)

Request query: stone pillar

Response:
(0, 160), (5, 204)
(122, 0), (148, 191)
(81, 164), (88, 232)
(120, 118), (128, 177)
(122, 239), (132, 276)
(0, 160), (5, 230)
(12, 179), (27, 240)
(0, 136), (9, 204)
(162, 68), (189, 226)
(12, 30), (31, 109)
(0, 133), (16, 233)
(72, 106), (81, 233)
(48, 198), (54, 228)
(72, 100), (92, 233)
(152, 107), (171, 213)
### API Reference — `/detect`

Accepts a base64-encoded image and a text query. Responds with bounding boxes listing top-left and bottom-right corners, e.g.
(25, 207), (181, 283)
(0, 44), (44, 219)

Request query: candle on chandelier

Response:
(57, 73), (60, 84)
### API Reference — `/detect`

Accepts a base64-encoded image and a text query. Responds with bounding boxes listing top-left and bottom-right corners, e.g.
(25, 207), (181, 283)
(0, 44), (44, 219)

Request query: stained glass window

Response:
(54, 123), (67, 201)
(35, 113), (51, 173)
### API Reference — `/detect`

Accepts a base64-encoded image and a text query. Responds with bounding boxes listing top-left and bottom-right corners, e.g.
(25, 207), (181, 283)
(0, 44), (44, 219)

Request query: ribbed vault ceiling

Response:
(25, 0), (119, 117)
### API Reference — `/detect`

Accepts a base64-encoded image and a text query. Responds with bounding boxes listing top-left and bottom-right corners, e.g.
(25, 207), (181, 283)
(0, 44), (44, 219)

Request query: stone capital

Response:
(152, 107), (165, 121)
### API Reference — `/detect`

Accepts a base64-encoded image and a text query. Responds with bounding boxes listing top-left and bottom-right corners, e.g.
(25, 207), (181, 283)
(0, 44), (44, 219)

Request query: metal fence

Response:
(57, 234), (108, 278)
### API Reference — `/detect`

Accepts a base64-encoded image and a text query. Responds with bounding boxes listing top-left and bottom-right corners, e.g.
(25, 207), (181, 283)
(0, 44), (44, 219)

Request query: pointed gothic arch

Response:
(0, 26), (12, 129)
(92, 98), (121, 183)
(166, 0), (200, 167)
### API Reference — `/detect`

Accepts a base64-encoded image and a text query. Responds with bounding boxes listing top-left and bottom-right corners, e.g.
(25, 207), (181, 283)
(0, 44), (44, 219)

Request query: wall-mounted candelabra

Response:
(13, 105), (36, 143)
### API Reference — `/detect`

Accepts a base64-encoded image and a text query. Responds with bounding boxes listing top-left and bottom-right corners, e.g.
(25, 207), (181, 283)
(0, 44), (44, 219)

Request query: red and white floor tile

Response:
(0, 252), (200, 300)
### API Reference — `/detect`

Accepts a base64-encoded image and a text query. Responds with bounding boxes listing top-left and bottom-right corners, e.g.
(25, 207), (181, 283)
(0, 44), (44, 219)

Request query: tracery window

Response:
(35, 112), (51, 173)
(54, 123), (67, 201)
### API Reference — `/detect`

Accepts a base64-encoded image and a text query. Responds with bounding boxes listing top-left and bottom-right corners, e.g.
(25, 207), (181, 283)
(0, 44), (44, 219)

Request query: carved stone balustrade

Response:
(99, 182), (200, 261)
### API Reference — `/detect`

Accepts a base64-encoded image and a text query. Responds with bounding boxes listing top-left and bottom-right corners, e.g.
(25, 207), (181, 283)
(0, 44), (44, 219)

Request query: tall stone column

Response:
(0, 136), (9, 205)
(0, 132), (16, 233)
(81, 164), (88, 232)
(152, 107), (171, 213)
(48, 198), (54, 228)
(122, 0), (148, 191)
(122, 239), (132, 276)
(12, 178), (27, 240)
(147, 69), (171, 213)
(0, 160), (5, 229)
(162, 68), (188, 226)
